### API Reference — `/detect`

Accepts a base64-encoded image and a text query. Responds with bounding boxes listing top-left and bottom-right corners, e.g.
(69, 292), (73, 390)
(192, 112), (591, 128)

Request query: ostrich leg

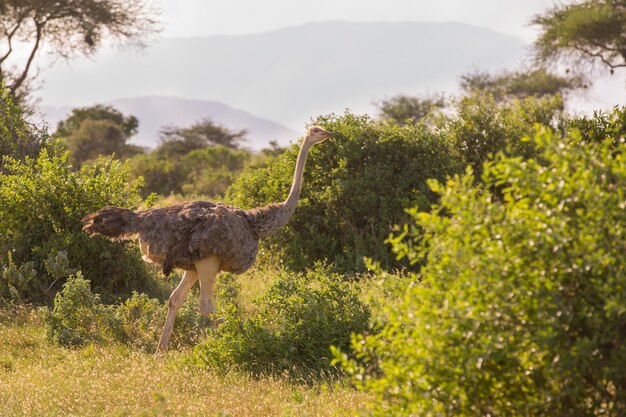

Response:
(195, 256), (221, 319)
(157, 269), (199, 353)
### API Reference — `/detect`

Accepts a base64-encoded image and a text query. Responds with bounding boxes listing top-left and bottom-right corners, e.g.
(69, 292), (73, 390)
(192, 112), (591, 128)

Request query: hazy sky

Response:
(152, 0), (623, 115)
(158, 0), (556, 41)
(27, 0), (625, 117)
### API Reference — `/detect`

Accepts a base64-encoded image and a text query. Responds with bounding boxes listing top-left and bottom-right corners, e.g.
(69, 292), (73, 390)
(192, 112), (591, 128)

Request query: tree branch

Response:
(573, 45), (626, 69)
(9, 20), (42, 96)
(0, 21), (23, 64)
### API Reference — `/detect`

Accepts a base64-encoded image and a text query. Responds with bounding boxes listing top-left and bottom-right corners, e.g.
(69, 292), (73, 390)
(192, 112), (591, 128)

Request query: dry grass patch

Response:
(0, 308), (368, 417)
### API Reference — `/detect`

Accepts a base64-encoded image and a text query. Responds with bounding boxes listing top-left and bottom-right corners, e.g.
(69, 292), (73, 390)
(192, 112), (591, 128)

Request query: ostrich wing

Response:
(137, 201), (258, 276)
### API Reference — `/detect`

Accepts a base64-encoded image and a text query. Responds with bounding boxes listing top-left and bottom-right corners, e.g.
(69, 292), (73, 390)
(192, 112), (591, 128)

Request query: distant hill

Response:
(37, 21), (527, 129)
(39, 96), (300, 150)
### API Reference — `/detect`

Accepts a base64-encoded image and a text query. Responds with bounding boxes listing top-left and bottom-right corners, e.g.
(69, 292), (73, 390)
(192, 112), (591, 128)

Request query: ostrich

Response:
(82, 126), (334, 352)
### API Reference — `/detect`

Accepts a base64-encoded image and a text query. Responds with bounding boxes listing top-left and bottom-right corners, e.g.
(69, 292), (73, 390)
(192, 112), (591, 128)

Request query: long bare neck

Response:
(284, 139), (313, 213)
(247, 139), (313, 238)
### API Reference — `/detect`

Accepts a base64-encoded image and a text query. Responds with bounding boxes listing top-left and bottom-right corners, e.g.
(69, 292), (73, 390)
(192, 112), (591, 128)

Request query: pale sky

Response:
(26, 0), (626, 119)
(152, 0), (623, 115)
(157, 0), (556, 41)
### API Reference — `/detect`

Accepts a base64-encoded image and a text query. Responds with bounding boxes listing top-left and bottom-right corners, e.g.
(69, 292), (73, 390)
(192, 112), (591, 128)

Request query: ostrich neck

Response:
(247, 139), (313, 238)
(284, 139), (313, 213)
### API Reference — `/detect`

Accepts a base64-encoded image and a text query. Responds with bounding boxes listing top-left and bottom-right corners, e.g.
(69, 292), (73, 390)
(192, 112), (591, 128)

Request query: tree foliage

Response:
(438, 93), (564, 178)
(0, 149), (154, 302)
(0, 86), (48, 172)
(377, 94), (446, 126)
(55, 105), (143, 166)
(568, 105), (626, 146)
(460, 68), (583, 101)
(56, 104), (139, 138)
(338, 125), (626, 416)
(532, 0), (626, 73)
(158, 119), (246, 157)
(0, 0), (159, 100)
(130, 120), (250, 197)
(130, 144), (251, 198)
(64, 120), (142, 166)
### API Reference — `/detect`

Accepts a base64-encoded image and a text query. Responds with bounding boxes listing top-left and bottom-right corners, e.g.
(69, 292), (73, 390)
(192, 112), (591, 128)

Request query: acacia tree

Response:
(532, 0), (626, 73)
(0, 0), (159, 100)
(460, 68), (584, 101)
(157, 119), (246, 157)
(376, 94), (445, 126)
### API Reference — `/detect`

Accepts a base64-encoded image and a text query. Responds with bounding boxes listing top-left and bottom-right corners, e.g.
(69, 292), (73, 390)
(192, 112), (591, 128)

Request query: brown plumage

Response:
(81, 126), (334, 353)
(83, 201), (257, 276)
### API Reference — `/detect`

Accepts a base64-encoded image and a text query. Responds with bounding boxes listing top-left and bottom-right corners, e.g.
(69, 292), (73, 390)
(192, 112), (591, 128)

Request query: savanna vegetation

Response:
(2, 1), (626, 416)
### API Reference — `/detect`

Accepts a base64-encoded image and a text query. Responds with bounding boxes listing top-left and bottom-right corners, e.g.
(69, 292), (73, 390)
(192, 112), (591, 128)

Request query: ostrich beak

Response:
(325, 131), (337, 139)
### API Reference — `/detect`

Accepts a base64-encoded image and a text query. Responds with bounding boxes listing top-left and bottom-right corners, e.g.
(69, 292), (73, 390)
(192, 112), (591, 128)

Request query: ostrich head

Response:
(305, 125), (334, 144)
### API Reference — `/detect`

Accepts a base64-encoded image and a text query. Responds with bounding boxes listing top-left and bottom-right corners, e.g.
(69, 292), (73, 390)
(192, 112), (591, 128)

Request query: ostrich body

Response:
(82, 126), (333, 352)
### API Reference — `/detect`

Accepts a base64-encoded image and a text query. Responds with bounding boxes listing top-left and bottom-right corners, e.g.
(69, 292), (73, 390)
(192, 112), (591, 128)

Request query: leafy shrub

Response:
(0, 86), (49, 172)
(226, 112), (458, 272)
(114, 291), (162, 350)
(338, 127), (626, 416)
(191, 267), (371, 377)
(44, 275), (206, 350)
(0, 150), (156, 301)
(0, 252), (38, 306)
(129, 152), (189, 197)
(568, 105), (626, 147)
(180, 146), (251, 197)
(436, 92), (564, 178)
(43, 273), (123, 347)
(117, 290), (208, 351)
(130, 145), (250, 198)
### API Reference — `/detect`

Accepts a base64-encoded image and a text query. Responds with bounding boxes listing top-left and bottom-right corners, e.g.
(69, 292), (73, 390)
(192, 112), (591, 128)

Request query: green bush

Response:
(0, 252), (38, 306)
(436, 92), (564, 178)
(338, 127), (626, 416)
(226, 112), (458, 272)
(191, 267), (371, 377)
(0, 150), (155, 301)
(43, 273), (123, 347)
(117, 290), (208, 351)
(44, 275), (207, 350)
(180, 146), (250, 197)
(130, 145), (250, 198)
(129, 152), (189, 197)
(0, 87), (49, 172)
(568, 105), (626, 147)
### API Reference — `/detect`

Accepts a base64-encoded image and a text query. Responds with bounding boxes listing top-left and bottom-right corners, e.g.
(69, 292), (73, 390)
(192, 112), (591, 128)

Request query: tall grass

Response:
(0, 307), (368, 417)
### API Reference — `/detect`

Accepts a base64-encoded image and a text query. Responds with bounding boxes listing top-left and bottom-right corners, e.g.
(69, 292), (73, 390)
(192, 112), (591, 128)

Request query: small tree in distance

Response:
(129, 119), (250, 197)
(377, 94), (446, 126)
(55, 105), (142, 166)
(56, 105), (139, 138)
(460, 68), (584, 101)
(157, 119), (246, 158)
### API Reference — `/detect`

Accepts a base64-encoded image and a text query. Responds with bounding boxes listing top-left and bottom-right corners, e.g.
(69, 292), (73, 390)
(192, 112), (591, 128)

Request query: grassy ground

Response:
(0, 308), (369, 417)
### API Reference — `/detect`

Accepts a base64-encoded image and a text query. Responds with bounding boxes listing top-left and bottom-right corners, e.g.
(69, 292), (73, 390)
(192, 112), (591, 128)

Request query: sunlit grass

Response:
(0, 308), (368, 417)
